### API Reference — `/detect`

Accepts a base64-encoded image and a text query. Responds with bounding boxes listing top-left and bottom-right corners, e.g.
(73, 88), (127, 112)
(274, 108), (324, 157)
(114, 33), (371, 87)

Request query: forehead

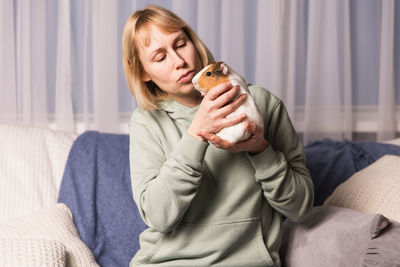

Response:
(136, 23), (184, 49)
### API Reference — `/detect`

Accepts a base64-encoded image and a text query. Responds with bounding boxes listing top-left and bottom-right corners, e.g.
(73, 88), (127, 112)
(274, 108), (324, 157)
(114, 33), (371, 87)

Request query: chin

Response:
(180, 84), (196, 94)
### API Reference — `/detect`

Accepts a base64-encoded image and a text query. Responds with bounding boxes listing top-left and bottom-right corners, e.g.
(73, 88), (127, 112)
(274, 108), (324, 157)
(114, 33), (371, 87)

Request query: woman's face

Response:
(138, 24), (203, 107)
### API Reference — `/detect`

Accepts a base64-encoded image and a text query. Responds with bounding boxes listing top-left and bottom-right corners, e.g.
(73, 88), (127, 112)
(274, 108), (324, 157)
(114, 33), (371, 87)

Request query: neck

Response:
(171, 91), (203, 108)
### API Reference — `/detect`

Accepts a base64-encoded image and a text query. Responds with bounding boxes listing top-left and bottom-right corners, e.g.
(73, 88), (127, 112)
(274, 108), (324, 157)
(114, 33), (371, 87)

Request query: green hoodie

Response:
(129, 86), (314, 266)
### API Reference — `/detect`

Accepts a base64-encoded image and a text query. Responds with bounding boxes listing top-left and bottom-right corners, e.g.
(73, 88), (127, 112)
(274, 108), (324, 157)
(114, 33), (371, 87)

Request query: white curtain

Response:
(1, 0), (399, 144)
(302, 0), (353, 144)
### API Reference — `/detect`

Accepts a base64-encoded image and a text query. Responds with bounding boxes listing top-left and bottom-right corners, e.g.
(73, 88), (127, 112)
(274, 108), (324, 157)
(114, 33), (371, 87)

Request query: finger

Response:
(199, 132), (233, 150)
(198, 132), (223, 148)
(212, 135), (246, 153)
(205, 82), (233, 101)
(197, 131), (213, 142)
(213, 85), (241, 108)
(217, 93), (247, 117)
(244, 121), (251, 131)
(219, 113), (247, 129)
(244, 122), (257, 134)
(194, 131), (208, 142)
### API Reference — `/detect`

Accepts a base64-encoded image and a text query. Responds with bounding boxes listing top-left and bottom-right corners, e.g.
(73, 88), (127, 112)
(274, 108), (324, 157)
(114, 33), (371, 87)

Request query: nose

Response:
(171, 51), (185, 69)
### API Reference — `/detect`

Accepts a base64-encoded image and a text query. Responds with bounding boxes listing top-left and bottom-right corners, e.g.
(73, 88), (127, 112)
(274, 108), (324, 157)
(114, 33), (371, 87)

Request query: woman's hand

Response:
(198, 121), (269, 154)
(187, 82), (248, 141)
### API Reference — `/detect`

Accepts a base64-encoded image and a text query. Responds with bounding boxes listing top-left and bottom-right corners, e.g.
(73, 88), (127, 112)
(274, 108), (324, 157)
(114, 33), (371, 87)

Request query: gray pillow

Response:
(280, 206), (400, 267)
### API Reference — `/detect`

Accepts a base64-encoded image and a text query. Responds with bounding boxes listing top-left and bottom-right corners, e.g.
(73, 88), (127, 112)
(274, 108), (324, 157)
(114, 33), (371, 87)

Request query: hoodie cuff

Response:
(175, 132), (209, 163)
(247, 144), (282, 180)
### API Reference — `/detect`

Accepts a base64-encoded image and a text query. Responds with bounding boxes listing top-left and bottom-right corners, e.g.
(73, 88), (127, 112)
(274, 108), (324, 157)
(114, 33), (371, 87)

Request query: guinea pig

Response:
(192, 62), (263, 144)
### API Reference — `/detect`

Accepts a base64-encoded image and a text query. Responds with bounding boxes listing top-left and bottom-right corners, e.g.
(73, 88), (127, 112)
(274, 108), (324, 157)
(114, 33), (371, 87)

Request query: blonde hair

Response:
(122, 6), (215, 110)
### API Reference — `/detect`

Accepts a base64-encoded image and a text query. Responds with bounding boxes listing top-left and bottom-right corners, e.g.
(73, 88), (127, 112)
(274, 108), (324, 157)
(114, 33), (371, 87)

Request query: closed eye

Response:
(176, 41), (186, 49)
(155, 54), (166, 62)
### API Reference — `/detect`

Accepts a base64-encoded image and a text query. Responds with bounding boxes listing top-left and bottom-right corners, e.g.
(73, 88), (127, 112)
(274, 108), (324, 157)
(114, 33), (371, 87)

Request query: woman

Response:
(122, 6), (314, 267)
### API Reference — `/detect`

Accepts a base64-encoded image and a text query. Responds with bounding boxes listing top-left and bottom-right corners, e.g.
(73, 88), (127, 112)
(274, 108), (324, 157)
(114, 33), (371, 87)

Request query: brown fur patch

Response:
(197, 62), (230, 92)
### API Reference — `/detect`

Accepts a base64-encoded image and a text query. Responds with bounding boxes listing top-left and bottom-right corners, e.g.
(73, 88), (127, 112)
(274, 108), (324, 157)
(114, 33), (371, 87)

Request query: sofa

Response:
(1, 122), (400, 267)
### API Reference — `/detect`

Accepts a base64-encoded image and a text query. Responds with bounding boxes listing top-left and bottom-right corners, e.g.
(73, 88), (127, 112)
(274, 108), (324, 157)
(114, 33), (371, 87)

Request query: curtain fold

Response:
(81, 0), (91, 130)
(342, 0), (353, 141)
(172, 0), (197, 29)
(377, 0), (396, 141)
(55, 0), (74, 132)
(255, 0), (283, 100)
(0, 0), (398, 143)
(16, 0), (33, 125)
(220, 0), (246, 75)
(196, 0), (220, 59)
(303, 0), (323, 144)
(0, 0), (17, 123)
(303, 0), (353, 144)
(92, 0), (119, 133)
(283, 0), (302, 119)
(31, 0), (48, 126)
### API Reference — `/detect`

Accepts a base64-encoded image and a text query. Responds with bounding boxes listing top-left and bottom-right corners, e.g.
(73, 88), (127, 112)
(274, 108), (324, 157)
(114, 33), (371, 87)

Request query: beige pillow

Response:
(0, 203), (99, 267)
(0, 123), (77, 222)
(382, 137), (400, 146)
(0, 239), (66, 267)
(324, 155), (400, 223)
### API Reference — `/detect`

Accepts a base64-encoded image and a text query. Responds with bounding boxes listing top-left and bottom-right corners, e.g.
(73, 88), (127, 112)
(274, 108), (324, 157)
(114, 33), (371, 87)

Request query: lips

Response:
(178, 70), (195, 83)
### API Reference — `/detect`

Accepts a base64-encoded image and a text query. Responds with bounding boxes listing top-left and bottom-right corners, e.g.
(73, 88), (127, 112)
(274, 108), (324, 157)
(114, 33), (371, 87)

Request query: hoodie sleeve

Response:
(247, 87), (314, 222)
(129, 111), (209, 233)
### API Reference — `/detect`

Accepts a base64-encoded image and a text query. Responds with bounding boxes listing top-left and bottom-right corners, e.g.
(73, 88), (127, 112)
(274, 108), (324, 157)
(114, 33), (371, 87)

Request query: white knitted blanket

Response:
(0, 203), (99, 267)
(0, 239), (66, 267)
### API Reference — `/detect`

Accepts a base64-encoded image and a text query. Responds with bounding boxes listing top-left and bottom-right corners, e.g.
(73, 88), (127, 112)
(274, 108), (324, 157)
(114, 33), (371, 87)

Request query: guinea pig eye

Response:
(205, 72), (211, 76)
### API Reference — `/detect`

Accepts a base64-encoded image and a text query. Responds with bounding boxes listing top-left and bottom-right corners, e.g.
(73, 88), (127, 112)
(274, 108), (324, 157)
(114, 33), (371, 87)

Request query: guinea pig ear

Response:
(220, 63), (229, 75)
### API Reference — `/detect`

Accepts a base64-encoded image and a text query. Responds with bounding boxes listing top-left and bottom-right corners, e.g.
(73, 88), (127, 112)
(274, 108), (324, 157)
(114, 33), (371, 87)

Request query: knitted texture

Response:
(325, 155), (400, 223)
(0, 239), (66, 267)
(0, 203), (99, 267)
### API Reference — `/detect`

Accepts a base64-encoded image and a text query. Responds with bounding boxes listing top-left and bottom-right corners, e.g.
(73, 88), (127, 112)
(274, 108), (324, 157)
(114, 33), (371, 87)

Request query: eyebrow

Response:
(149, 32), (187, 60)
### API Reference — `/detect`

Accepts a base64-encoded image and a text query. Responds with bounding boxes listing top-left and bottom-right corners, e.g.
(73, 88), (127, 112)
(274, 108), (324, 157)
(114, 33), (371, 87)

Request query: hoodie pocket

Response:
(143, 217), (275, 266)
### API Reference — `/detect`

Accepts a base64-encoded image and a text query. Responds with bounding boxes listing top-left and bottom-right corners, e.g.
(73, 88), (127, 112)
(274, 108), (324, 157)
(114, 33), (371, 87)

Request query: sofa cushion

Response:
(382, 137), (400, 146)
(324, 155), (400, 223)
(0, 123), (77, 222)
(280, 206), (400, 267)
(303, 139), (400, 206)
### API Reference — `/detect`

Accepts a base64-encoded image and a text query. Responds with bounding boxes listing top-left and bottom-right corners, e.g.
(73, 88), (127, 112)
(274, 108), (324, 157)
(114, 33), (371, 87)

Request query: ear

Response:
(220, 62), (229, 75)
(141, 72), (151, 82)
